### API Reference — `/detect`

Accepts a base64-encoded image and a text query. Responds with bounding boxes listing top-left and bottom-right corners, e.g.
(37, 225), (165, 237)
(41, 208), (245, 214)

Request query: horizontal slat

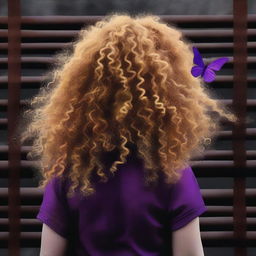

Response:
(0, 99), (255, 108)
(0, 187), (256, 198)
(205, 206), (256, 216)
(1, 161), (256, 179)
(0, 217), (255, 228)
(0, 205), (39, 213)
(2, 216), (255, 227)
(1, 56), (256, 64)
(1, 29), (256, 38)
(202, 231), (256, 240)
(0, 15), (255, 24)
(0, 120), (255, 138)
(0, 42), (256, 50)
(3, 205), (254, 216)
(0, 206), (255, 218)
(1, 76), (256, 85)
(193, 42), (256, 49)
(0, 234), (253, 249)
(1, 145), (254, 160)
(1, 159), (256, 170)
(0, 218), (39, 226)
(0, 119), (7, 125)
(0, 231), (255, 241)
(0, 99), (256, 107)
(5, 125), (256, 139)
(201, 217), (256, 226)
(0, 231), (235, 241)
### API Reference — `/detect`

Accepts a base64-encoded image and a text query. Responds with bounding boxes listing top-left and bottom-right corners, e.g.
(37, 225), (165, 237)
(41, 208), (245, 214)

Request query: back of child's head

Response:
(17, 12), (238, 197)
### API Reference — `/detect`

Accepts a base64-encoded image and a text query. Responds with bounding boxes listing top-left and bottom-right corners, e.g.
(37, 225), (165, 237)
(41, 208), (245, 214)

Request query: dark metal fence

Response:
(0, 0), (255, 255)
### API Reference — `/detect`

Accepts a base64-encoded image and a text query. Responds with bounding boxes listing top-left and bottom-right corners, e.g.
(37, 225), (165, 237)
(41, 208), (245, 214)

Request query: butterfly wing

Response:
(192, 46), (205, 68)
(203, 57), (229, 82)
(207, 57), (229, 71)
(191, 47), (205, 78)
(203, 66), (216, 83)
(191, 66), (204, 77)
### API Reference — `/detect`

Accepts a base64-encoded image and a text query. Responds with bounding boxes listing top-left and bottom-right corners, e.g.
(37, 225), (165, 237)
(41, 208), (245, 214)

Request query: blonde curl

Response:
(16, 12), (239, 197)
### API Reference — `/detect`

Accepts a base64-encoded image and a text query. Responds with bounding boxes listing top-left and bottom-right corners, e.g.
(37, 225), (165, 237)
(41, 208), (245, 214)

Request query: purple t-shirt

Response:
(37, 158), (207, 255)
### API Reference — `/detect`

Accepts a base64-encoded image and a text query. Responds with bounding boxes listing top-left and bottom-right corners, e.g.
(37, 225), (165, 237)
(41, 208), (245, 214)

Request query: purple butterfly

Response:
(191, 46), (229, 83)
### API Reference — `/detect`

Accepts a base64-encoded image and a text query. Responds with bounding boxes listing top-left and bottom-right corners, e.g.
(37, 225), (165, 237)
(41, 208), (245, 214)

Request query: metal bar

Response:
(2, 75), (255, 84)
(3, 231), (256, 243)
(3, 218), (256, 234)
(1, 187), (256, 199)
(0, 42), (256, 50)
(232, 0), (248, 255)
(7, 0), (21, 255)
(2, 231), (256, 242)
(4, 205), (256, 217)
(1, 205), (254, 216)
(1, 56), (256, 65)
(0, 28), (256, 38)
(0, 14), (256, 24)
(0, 98), (254, 108)
(1, 160), (256, 179)
(3, 145), (256, 160)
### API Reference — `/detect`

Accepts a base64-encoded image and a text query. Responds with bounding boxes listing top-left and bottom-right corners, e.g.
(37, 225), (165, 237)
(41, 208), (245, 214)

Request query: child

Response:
(18, 12), (238, 256)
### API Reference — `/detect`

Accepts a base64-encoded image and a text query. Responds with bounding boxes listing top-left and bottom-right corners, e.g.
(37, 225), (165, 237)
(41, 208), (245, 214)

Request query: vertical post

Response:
(232, 0), (248, 255)
(7, 0), (21, 255)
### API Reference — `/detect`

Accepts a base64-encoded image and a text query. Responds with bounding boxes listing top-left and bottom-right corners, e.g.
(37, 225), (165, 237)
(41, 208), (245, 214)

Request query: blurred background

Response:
(0, 0), (255, 255)
(0, 0), (256, 15)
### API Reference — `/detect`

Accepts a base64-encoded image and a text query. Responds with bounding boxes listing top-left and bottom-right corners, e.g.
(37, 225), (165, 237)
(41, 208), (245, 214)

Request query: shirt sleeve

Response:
(168, 166), (207, 231)
(36, 176), (70, 239)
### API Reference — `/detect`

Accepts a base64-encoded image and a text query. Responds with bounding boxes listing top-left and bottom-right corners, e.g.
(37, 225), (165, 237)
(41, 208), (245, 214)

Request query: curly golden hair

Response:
(17, 12), (239, 197)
